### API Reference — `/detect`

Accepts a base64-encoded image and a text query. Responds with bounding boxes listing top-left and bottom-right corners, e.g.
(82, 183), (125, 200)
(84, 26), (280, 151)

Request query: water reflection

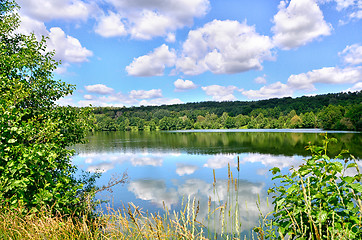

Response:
(74, 130), (362, 158)
(176, 163), (198, 176)
(73, 151), (302, 235)
(72, 130), (361, 236)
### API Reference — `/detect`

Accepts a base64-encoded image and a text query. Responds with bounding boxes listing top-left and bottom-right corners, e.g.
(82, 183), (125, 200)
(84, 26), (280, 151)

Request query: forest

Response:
(91, 91), (362, 131)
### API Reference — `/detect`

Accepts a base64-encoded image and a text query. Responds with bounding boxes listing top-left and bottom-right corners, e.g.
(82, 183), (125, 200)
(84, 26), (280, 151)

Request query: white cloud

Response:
(17, 0), (97, 21)
(339, 44), (362, 65)
(80, 84), (182, 107)
(201, 85), (240, 101)
(344, 81), (362, 92)
(95, 12), (127, 37)
(129, 89), (163, 99)
(85, 84), (114, 94)
(83, 94), (95, 100)
(349, 9), (362, 20)
(17, 15), (93, 67)
(139, 98), (183, 106)
(16, 14), (49, 37)
(335, 0), (356, 11)
(254, 75), (267, 84)
(126, 44), (176, 76)
(98, 93), (138, 106)
(272, 0), (332, 49)
(242, 82), (293, 100)
(47, 27), (93, 63)
(177, 19), (274, 75)
(318, 0), (362, 22)
(176, 164), (198, 176)
(166, 33), (176, 43)
(56, 97), (76, 106)
(103, 0), (210, 40)
(287, 66), (362, 90)
(174, 79), (198, 91)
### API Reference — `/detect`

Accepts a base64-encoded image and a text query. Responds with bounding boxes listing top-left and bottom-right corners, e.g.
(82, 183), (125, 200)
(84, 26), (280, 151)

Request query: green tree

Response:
(317, 105), (344, 130)
(301, 111), (316, 128)
(0, 1), (95, 216)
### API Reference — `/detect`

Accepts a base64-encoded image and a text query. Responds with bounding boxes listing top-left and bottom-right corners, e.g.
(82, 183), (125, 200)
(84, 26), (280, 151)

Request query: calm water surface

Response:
(72, 130), (361, 235)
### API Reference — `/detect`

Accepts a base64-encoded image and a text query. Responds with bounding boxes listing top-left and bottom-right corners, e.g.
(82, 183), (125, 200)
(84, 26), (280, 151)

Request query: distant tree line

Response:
(91, 91), (362, 131)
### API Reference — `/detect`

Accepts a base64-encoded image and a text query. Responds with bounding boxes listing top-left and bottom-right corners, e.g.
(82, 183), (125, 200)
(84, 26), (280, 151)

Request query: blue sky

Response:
(16, 0), (362, 107)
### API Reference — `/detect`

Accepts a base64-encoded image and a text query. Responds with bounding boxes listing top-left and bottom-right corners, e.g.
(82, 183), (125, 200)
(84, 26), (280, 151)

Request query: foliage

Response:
(264, 135), (362, 239)
(91, 92), (362, 132)
(0, 0), (95, 216)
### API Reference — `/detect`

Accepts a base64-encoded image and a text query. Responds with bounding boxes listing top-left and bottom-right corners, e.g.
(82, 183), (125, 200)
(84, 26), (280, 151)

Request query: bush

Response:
(264, 134), (362, 239)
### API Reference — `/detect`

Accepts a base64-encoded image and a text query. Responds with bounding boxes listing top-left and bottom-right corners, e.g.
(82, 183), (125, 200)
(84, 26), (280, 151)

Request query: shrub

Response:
(264, 134), (362, 239)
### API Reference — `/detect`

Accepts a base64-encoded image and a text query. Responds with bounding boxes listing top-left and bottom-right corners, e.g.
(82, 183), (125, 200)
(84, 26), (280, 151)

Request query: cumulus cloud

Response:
(272, 0), (332, 49)
(17, 0), (97, 21)
(85, 84), (114, 95)
(287, 66), (362, 90)
(16, 14), (93, 69)
(95, 12), (127, 37)
(177, 19), (274, 75)
(242, 82), (293, 100)
(126, 44), (176, 76)
(174, 79), (198, 91)
(129, 89), (163, 99)
(339, 44), (362, 65)
(48, 27), (93, 63)
(103, 0), (210, 40)
(201, 85), (241, 101)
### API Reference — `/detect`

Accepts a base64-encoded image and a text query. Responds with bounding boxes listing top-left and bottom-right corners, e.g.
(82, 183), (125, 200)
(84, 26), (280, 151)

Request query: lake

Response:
(72, 129), (361, 236)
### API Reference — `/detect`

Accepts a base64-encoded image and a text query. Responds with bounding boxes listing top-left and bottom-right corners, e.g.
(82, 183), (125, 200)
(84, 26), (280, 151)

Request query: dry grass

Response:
(0, 198), (207, 240)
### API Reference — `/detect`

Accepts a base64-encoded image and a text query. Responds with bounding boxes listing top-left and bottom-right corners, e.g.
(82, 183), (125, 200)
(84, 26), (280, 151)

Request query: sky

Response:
(15, 0), (362, 107)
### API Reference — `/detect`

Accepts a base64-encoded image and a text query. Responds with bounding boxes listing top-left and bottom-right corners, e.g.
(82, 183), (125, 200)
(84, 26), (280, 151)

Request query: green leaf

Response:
(350, 183), (362, 193)
(270, 167), (281, 175)
(343, 176), (354, 184)
(317, 211), (327, 223)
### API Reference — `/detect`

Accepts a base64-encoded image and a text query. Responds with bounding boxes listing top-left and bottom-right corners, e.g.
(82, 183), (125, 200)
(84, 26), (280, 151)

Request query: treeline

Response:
(92, 91), (362, 131)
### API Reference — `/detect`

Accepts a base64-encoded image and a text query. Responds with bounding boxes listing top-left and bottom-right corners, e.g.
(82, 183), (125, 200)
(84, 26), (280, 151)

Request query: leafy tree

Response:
(317, 105), (344, 129)
(301, 111), (317, 128)
(0, 0), (94, 216)
(345, 103), (362, 131)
